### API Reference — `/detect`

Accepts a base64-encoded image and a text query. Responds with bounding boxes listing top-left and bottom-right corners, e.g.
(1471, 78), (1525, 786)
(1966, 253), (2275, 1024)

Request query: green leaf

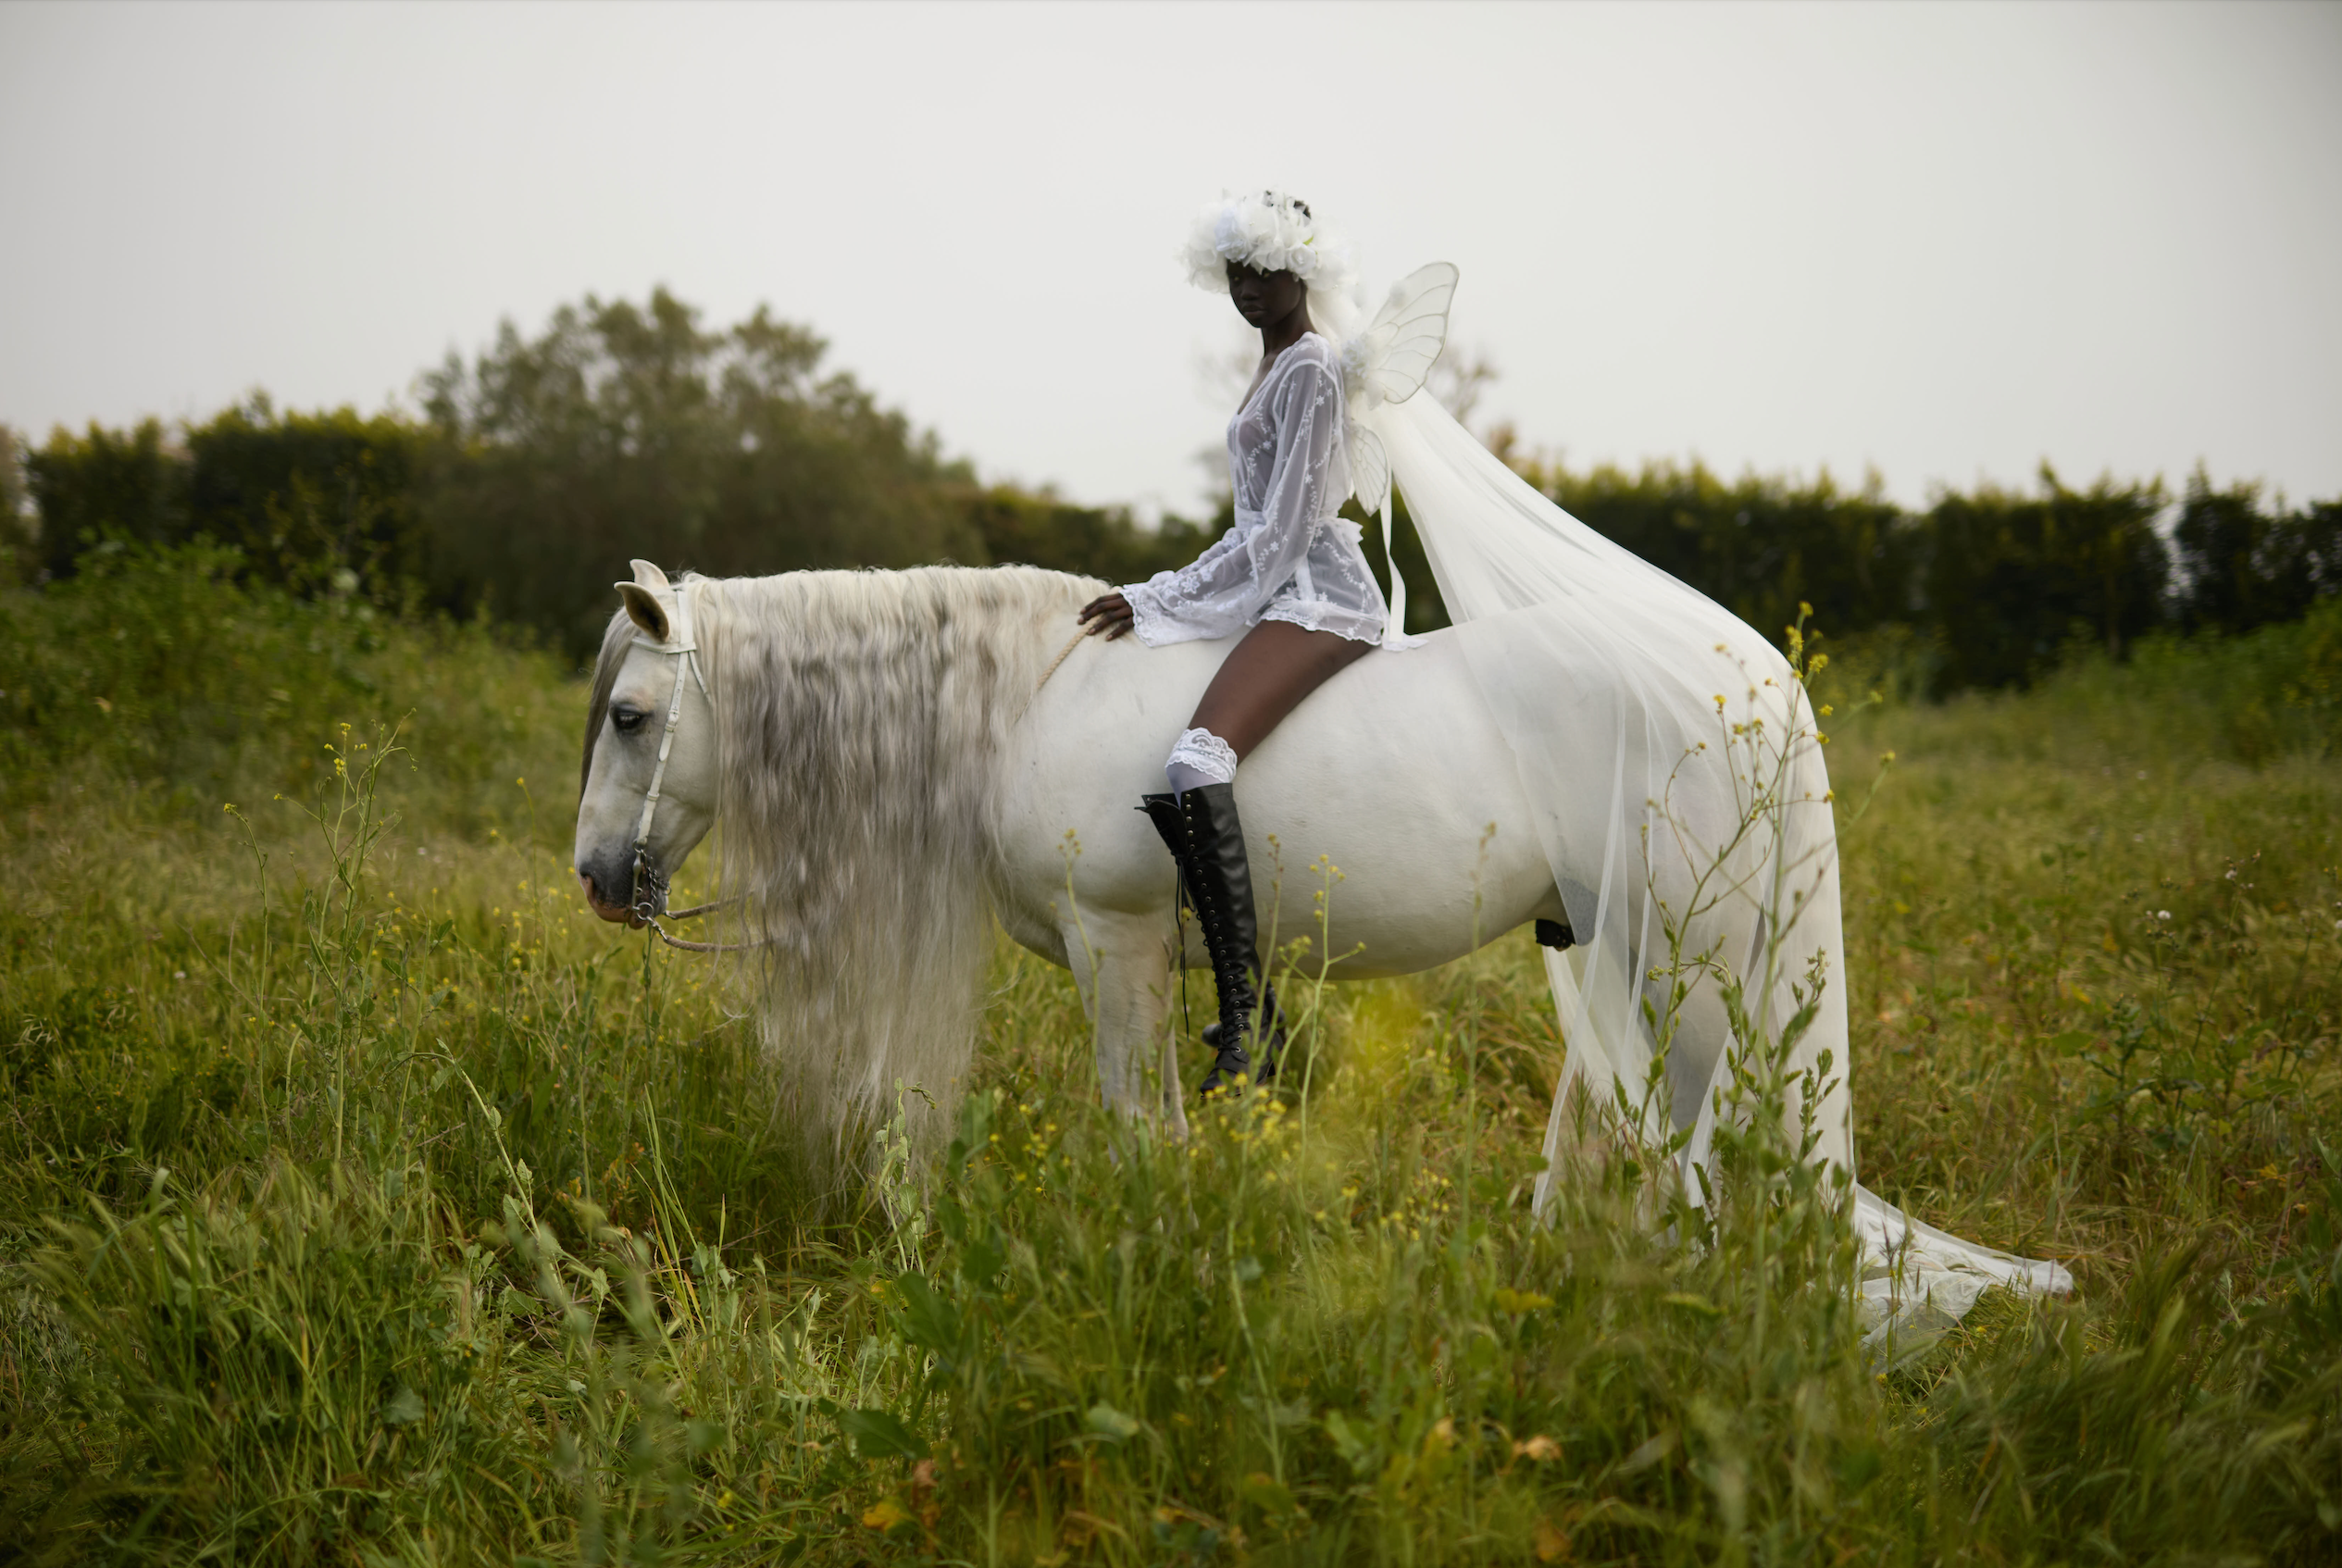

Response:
(835, 1406), (928, 1461)
(949, 1089), (994, 1170)
(892, 1272), (961, 1356)
(1239, 1471), (1297, 1516)
(380, 1386), (425, 1426)
(1085, 1401), (1140, 1443)
(958, 1227), (1008, 1290)
(1323, 1410), (1378, 1475)
(1836, 1442), (1883, 1494)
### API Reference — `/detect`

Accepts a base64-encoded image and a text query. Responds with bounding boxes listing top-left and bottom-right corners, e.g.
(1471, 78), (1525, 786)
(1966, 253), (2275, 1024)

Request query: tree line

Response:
(6, 290), (1215, 659)
(1373, 457), (2337, 694)
(7, 287), (2336, 691)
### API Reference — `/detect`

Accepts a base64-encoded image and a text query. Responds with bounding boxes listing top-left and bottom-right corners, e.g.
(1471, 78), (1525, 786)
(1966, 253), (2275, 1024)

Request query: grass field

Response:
(2, 548), (2338, 1564)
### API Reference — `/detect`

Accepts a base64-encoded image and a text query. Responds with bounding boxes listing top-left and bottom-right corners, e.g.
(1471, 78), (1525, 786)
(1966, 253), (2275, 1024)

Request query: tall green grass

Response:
(1, 554), (2336, 1563)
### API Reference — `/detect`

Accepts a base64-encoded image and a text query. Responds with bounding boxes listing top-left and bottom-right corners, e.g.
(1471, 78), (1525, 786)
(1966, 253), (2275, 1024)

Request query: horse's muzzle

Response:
(577, 868), (650, 927)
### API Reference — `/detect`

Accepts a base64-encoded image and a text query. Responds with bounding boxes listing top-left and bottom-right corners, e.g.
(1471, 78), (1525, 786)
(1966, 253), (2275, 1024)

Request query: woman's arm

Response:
(1105, 355), (1343, 646)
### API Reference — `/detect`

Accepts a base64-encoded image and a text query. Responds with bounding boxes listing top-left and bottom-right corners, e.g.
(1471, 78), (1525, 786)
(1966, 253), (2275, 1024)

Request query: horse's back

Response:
(998, 628), (1562, 977)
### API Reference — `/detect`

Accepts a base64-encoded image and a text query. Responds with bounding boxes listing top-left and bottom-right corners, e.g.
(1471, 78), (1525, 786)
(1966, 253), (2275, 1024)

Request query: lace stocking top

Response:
(1122, 333), (1390, 646)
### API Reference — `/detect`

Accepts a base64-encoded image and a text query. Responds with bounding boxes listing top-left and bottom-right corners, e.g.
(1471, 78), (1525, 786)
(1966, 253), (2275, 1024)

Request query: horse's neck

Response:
(712, 565), (1090, 735)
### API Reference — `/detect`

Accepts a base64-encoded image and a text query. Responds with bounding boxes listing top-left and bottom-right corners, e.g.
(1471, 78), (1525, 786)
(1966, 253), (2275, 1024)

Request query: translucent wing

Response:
(1341, 261), (1455, 651)
(1344, 422), (1426, 651)
(1349, 422), (1390, 525)
(1340, 262), (1459, 412)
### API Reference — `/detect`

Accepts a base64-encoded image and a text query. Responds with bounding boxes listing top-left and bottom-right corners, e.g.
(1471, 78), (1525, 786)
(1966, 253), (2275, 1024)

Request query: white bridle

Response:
(628, 583), (712, 916)
(622, 584), (762, 953)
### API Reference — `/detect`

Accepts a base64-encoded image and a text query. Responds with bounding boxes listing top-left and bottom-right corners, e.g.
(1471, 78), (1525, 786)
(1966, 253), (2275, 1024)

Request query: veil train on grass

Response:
(1352, 274), (2072, 1321)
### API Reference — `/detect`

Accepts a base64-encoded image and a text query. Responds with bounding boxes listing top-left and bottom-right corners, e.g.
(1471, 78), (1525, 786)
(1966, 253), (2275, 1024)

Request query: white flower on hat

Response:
(1180, 190), (1362, 334)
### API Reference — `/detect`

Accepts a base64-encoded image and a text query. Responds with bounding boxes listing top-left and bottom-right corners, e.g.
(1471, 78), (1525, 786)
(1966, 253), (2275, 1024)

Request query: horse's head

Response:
(573, 560), (719, 925)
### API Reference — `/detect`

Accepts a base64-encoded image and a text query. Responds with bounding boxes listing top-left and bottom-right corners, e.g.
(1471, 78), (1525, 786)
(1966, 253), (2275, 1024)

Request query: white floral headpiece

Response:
(1180, 190), (1361, 330)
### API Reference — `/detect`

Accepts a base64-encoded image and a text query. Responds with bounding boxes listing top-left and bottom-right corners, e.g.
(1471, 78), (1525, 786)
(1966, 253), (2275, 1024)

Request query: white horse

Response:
(575, 559), (1611, 1148)
(574, 557), (2073, 1312)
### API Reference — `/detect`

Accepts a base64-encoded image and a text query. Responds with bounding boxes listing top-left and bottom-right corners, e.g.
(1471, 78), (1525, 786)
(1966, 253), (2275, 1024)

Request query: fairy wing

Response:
(1340, 263), (1457, 652)
(1343, 262), (1458, 514)
(1357, 416), (1423, 650)
(1341, 261), (1460, 414)
(1350, 423), (1391, 529)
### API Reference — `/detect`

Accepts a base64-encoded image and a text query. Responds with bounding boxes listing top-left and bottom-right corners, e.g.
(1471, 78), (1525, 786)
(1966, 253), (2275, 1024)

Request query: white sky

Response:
(3, 1), (2337, 520)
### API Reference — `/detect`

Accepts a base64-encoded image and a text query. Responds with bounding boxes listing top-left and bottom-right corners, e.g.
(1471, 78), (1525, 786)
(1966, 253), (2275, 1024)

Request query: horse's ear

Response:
(629, 559), (671, 593)
(616, 581), (670, 642)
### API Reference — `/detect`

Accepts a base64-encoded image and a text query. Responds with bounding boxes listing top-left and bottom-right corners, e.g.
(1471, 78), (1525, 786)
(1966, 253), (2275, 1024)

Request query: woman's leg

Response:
(1143, 620), (1377, 1092)
(1186, 618), (1377, 757)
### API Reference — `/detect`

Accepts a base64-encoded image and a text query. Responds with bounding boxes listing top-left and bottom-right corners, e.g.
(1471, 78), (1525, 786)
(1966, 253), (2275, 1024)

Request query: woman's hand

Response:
(1078, 591), (1136, 640)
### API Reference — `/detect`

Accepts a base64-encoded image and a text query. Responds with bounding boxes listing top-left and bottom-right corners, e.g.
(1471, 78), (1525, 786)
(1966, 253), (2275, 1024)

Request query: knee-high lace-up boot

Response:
(1140, 785), (1285, 1094)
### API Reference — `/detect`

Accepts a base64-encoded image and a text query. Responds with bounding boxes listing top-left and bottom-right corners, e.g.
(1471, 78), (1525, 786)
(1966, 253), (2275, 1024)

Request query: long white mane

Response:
(688, 565), (1096, 1166)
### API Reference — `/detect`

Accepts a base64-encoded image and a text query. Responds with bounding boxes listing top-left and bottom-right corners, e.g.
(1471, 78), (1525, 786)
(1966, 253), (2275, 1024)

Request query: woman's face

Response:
(1226, 261), (1307, 330)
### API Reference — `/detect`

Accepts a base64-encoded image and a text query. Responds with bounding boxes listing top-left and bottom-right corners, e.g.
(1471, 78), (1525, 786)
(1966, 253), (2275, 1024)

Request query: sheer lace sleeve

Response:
(1122, 350), (1345, 645)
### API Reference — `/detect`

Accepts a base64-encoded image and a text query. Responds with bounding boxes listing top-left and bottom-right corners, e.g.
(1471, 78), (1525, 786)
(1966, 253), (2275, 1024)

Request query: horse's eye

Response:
(611, 705), (648, 735)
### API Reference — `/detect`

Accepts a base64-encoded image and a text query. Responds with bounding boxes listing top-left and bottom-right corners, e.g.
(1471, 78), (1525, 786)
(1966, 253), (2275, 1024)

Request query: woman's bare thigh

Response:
(1188, 618), (1377, 758)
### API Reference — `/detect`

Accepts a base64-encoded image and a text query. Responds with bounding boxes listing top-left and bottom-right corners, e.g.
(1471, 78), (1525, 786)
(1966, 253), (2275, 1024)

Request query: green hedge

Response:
(15, 290), (2339, 687)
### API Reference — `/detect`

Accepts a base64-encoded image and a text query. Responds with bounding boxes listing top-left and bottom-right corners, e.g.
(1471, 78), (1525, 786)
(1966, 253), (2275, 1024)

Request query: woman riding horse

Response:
(1077, 192), (1384, 1096)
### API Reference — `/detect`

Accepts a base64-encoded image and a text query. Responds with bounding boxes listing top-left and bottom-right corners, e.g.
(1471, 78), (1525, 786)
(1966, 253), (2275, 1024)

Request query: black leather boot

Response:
(1200, 985), (1285, 1076)
(1140, 785), (1283, 1094)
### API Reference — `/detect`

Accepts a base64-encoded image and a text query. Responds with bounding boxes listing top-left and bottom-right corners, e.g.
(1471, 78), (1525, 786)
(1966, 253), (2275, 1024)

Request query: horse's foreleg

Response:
(1058, 910), (1179, 1131)
(1159, 1012), (1190, 1142)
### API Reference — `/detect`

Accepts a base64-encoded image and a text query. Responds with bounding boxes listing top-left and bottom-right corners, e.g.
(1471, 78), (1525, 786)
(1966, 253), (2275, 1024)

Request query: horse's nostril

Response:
(578, 866), (641, 925)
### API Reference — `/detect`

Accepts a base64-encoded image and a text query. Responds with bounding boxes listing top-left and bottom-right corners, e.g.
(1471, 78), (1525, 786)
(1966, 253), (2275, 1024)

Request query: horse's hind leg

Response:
(1060, 910), (1183, 1138)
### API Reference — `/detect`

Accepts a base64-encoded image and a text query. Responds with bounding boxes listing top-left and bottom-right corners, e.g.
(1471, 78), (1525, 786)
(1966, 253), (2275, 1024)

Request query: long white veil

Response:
(1345, 267), (2072, 1322)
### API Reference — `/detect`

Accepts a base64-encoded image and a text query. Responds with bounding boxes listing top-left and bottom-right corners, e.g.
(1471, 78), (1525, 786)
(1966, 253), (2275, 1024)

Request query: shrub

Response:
(0, 541), (570, 830)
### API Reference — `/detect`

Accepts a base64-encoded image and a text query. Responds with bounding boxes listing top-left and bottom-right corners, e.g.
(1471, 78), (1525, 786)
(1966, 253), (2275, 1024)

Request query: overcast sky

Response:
(3, 1), (2337, 520)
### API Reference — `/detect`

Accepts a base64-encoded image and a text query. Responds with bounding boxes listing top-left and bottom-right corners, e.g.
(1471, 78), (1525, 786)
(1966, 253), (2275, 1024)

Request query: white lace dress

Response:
(1121, 333), (1389, 647)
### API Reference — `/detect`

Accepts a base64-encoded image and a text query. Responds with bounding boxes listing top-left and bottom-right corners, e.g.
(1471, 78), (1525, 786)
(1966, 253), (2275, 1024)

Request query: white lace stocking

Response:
(1164, 727), (1239, 795)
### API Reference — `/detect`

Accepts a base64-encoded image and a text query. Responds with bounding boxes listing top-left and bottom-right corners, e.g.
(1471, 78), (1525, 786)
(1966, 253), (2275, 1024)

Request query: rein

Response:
(634, 608), (1095, 957)
(1029, 626), (1089, 702)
